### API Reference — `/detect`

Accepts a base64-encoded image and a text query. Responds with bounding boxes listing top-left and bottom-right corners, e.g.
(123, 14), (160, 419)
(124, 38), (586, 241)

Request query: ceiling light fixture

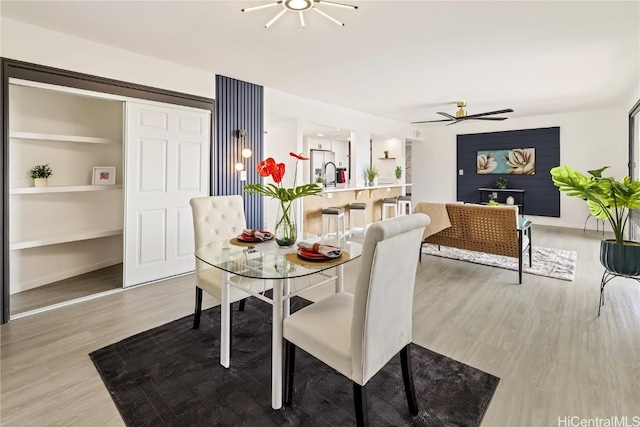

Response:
(242, 0), (357, 28)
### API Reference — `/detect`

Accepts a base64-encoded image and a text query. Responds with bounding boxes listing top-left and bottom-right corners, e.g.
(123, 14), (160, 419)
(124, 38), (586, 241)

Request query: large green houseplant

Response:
(551, 165), (640, 275)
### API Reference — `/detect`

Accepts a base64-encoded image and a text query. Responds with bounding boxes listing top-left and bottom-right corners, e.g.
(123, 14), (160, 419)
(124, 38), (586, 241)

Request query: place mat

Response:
(286, 251), (350, 268)
(229, 237), (258, 247)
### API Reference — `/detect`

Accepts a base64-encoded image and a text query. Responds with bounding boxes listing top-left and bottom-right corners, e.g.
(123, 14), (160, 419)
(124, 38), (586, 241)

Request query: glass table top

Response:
(195, 237), (363, 280)
(518, 217), (532, 230)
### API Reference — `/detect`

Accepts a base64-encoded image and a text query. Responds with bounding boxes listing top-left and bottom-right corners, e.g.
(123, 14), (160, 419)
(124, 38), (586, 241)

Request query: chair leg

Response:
(353, 382), (369, 427)
(529, 228), (533, 268)
(193, 287), (203, 329)
(400, 344), (419, 416)
(518, 230), (523, 285)
(518, 253), (523, 284)
(284, 340), (296, 406)
(239, 299), (246, 312)
(418, 242), (422, 263)
(229, 303), (234, 354)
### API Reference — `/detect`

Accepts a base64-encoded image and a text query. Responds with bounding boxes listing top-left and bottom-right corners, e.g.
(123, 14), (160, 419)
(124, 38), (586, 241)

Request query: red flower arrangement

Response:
(244, 153), (322, 246)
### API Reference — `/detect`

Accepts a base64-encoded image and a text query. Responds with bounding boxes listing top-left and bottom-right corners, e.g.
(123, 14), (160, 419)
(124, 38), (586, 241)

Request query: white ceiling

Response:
(302, 122), (351, 140)
(2, 1), (638, 124)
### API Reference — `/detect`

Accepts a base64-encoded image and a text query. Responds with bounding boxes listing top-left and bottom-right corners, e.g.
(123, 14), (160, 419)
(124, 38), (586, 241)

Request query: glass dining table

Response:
(195, 236), (363, 410)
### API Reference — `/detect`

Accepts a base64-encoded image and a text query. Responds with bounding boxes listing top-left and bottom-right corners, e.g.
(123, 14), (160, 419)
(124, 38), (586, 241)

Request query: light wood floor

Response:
(1, 226), (639, 426)
(10, 264), (123, 316)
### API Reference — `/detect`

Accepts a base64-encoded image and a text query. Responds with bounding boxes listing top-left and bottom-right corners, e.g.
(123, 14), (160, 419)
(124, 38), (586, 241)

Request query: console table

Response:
(479, 188), (525, 216)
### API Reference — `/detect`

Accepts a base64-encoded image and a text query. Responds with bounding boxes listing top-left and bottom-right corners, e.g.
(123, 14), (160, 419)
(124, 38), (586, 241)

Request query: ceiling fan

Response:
(412, 102), (514, 126)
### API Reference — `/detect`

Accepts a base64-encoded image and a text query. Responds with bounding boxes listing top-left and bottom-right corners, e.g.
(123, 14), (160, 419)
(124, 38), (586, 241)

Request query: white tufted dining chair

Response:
(282, 214), (430, 426)
(190, 195), (252, 330)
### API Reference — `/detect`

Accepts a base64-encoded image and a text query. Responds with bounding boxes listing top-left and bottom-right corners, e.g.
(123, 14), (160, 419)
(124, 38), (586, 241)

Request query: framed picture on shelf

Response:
(92, 166), (116, 185)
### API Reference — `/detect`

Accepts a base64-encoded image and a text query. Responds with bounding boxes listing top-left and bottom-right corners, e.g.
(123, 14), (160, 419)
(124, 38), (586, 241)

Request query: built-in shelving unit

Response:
(10, 185), (122, 195)
(10, 229), (123, 251)
(10, 131), (120, 145)
(378, 157), (396, 160)
(9, 83), (124, 296)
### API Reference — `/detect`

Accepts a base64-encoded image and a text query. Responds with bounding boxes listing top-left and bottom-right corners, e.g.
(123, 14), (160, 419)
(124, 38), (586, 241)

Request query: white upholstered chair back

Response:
(350, 214), (430, 385)
(190, 195), (247, 275)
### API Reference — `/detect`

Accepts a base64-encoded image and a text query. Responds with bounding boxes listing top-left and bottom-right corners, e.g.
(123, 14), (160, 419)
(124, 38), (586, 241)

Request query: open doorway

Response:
(405, 139), (413, 196)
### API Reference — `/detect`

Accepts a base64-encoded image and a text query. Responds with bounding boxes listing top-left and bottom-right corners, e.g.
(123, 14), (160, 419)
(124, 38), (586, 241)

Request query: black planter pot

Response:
(599, 239), (640, 276)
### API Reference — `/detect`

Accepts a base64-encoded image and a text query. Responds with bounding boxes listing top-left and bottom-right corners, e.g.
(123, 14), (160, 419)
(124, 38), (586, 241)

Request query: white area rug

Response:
(422, 244), (577, 282)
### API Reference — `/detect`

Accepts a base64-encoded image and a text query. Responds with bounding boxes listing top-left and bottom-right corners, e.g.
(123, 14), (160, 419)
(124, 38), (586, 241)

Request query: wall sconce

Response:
(237, 130), (251, 157)
(237, 129), (250, 181)
(235, 162), (247, 181)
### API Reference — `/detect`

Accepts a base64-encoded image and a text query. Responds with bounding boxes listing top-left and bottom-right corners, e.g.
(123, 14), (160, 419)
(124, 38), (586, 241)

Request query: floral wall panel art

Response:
(476, 148), (535, 175)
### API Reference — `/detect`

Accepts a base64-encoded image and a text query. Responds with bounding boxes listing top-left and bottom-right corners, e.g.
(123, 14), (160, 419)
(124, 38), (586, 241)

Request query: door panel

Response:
(176, 207), (195, 258)
(138, 209), (167, 264)
(125, 102), (210, 286)
(177, 142), (202, 191)
(139, 109), (169, 129)
(139, 139), (168, 192)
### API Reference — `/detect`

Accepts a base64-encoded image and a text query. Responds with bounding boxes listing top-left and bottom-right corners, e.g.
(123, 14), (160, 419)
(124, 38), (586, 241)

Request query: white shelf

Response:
(10, 131), (120, 145)
(10, 185), (122, 195)
(10, 229), (123, 250)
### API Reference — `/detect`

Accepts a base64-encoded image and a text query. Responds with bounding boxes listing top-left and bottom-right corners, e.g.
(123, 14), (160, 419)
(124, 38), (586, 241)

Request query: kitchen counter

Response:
(319, 183), (411, 193)
(302, 183), (411, 235)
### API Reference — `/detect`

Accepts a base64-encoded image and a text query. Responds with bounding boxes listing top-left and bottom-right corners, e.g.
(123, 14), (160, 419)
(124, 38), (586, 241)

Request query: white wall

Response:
(264, 115), (300, 231)
(413, 107), (629, 230)
(372, 137), (402, 184)
(625, 81), (640, 111)
(0, 18), (215, 98)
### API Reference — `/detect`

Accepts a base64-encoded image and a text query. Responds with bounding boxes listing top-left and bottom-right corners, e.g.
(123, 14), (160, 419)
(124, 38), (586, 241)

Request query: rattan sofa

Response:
(420, 203), (532, 284)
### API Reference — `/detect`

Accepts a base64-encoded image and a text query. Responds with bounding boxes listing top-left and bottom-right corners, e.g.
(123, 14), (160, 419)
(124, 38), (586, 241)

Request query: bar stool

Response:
(349, 203), (368, 237)
(397, 195), (412, 216)
(321, 207), (346, 241)
(382, 198), (398, 220)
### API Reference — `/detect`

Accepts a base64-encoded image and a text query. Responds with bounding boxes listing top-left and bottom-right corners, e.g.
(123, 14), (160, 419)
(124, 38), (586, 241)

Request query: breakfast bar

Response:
(302, 184), (411, 235)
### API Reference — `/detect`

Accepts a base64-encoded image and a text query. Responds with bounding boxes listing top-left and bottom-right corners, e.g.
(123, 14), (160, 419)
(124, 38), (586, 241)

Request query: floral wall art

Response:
(476, 148), (535, 175)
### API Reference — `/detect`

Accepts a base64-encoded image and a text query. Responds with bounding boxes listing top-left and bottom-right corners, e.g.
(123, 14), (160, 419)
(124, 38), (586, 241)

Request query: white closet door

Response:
(124, 102), (210, 287)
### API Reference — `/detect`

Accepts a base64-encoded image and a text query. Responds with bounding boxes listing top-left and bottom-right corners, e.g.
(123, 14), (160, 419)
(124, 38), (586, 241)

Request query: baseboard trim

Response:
(10, 287), (125, 320)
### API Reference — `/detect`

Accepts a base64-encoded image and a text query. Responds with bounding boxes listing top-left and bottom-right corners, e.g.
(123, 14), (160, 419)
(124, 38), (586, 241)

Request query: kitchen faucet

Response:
(323, 162), (337, 187)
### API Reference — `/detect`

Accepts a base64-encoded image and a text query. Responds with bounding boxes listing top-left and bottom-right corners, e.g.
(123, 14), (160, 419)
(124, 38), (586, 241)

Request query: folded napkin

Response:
(242, 229), (273, 241)
(297, 242), (342, 258)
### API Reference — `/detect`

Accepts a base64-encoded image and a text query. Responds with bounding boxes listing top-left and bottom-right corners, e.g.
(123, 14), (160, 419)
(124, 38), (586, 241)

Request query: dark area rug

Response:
(90, 296), (500, 426)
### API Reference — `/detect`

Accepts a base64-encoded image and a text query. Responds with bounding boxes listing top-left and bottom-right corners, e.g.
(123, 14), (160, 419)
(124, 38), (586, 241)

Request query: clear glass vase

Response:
(275, 200), (297, 247)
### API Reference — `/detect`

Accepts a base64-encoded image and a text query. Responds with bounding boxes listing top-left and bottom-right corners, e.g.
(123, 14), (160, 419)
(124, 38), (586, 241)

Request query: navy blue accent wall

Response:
(215, 75), (264, 229)
(456, 127), (560, 217)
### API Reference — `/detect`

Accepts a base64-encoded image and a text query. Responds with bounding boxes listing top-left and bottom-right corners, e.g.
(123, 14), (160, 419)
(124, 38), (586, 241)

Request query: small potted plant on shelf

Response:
(30, 164), (53, 187)
(365, 165), (378, 186)
(495, 177), (508, 189)
(384, 150), (389, 158)
(551, 165), (640, 275)
(395, 166), (403, 183)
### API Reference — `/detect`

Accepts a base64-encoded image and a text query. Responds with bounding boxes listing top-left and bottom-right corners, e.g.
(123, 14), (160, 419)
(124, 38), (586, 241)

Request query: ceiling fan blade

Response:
(464, 109), (514, 119)
(470, 117), (508, 121)
(411, 119), (455, 124)
(445, 121), (461, 126)
(437, 112), (456, 120)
